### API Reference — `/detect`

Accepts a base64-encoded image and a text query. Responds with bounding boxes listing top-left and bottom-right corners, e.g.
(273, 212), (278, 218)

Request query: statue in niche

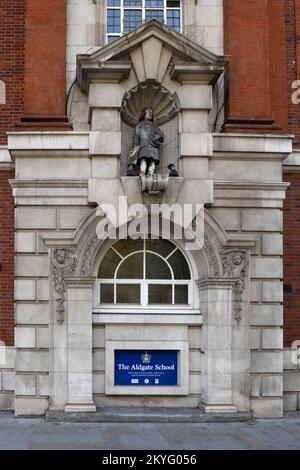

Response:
(128, 107), (164, 176)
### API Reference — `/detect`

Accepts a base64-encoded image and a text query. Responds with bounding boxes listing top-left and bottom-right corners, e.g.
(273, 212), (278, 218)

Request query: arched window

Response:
(106, 0), (181, 44)
(96, 238), (192, 308)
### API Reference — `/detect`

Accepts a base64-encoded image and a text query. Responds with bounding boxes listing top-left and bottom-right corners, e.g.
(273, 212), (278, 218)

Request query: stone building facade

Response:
(0, 0), (300, 418)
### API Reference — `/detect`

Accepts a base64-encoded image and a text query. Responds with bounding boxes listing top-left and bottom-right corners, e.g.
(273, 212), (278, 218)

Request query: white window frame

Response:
(93, 239), (195, 313)
(106, 0), (182, 44)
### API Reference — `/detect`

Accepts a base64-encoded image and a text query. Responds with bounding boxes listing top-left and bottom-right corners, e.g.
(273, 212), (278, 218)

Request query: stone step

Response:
(46, 407), (253, 424)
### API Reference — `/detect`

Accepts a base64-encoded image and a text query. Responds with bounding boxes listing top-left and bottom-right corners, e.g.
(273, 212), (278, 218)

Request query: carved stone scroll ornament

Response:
(52, 249), (78, 323)
(221, 249), (249, 324)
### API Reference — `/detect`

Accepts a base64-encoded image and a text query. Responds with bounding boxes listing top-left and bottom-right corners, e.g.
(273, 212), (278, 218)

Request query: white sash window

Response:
(106, 0), (181, 43)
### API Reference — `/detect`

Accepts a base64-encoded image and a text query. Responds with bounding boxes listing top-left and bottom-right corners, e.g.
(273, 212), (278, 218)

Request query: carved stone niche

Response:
(121, 81), (180, 127)
(120, 81), (181, 177)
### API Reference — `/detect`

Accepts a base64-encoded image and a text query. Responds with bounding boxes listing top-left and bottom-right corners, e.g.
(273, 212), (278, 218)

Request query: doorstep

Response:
(46, 407), (253, 423)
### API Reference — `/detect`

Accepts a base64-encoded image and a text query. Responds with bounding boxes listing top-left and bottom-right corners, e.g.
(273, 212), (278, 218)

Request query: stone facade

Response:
(0, 21), (292, 417)
(1, 2), (300, 420)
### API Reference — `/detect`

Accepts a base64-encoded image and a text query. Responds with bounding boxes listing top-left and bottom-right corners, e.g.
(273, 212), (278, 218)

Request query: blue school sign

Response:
(114, 350), (178, 386)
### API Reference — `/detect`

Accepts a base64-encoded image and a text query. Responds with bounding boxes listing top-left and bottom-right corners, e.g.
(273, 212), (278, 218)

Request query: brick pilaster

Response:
(20, 0), (71, 130)
(223, 0), (285, 133)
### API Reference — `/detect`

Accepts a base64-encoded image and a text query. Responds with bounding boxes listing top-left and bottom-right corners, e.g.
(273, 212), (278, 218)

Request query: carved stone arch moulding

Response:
(80, 232), (100, 277)
(121, 81), (181, 127)
(192, 211), (225, 278)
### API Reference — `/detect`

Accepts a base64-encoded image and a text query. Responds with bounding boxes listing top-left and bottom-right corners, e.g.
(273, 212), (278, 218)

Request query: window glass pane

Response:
(117, 253), (143, 279)
(117, 284), (140, 303)
(167, 10), (180, 31)
(167, 0), (180, 7)
(146, 238), (174, 258)
(124, 0), (142, 5)
(168, 250), (191, 279)
(146, 253), (171, 279)
(107, 9), (121, 33)
(100, 284), (114, 303)
(148, 284), (172, 304)
(107, 36), (119, 44)
(124, 9), (142, 32)
(113, 239), (143, 257)
(107, 0), (121, 6)
(145, 9), (164, 22)
(98, 249), (121, 279)
(175, 285), (188, 304)
(145, 0), (164, 7)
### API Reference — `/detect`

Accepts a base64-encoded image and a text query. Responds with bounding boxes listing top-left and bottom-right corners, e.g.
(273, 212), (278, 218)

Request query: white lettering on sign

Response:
(117, 363), (175, 371)
(117, 364), (130, 370)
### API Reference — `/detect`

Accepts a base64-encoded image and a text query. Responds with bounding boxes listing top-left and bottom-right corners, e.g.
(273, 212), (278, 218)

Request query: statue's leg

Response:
(148, 161), (155, 175)
(140, 158), (147, 175)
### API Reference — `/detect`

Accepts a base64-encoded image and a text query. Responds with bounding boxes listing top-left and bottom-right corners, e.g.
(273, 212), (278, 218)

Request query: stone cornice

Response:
(7, 132), (89, 158)
(9, 179), (88, 189)
(0, 162), (14, 170)
(9, 150), (89, 159)
(79, 62), (131, 94)
(196, 278), (237, 290)
(213, 181), (290, 209)
(222, 235), (257, 249)
(283, 150), (300, 172)
(9, 179), (90, 206)
(0, 147), (14, 169)
(283, 166), (300, 173)
(213, 133), (293, 157)
(171, 63), (224, 85)
(214, 181), (290, 191)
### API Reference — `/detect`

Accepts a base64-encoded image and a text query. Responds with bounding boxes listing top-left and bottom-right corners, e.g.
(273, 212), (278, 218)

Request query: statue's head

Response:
(139, 107), (153, 122)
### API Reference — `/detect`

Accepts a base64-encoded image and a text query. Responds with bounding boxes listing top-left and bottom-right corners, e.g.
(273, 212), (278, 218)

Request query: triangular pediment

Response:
(77, 20), (228, 93)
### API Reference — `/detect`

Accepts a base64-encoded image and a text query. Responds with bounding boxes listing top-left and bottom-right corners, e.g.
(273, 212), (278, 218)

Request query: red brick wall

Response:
(268, 0), (289, 132)
(223, 0), (288, 132)
(0, 1), (24, 346)
(23, 0), (68, 121)
(285, 0), (300, 145)
(0, 170), (15, 346)
(0, 0), (25, 144)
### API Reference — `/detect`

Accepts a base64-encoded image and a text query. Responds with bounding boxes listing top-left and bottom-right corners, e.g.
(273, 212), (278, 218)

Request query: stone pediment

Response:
(77, 20), (228, 93)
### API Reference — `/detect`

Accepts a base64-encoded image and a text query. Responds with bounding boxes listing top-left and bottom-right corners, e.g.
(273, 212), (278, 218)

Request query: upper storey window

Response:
(106, 0), (181, 44)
